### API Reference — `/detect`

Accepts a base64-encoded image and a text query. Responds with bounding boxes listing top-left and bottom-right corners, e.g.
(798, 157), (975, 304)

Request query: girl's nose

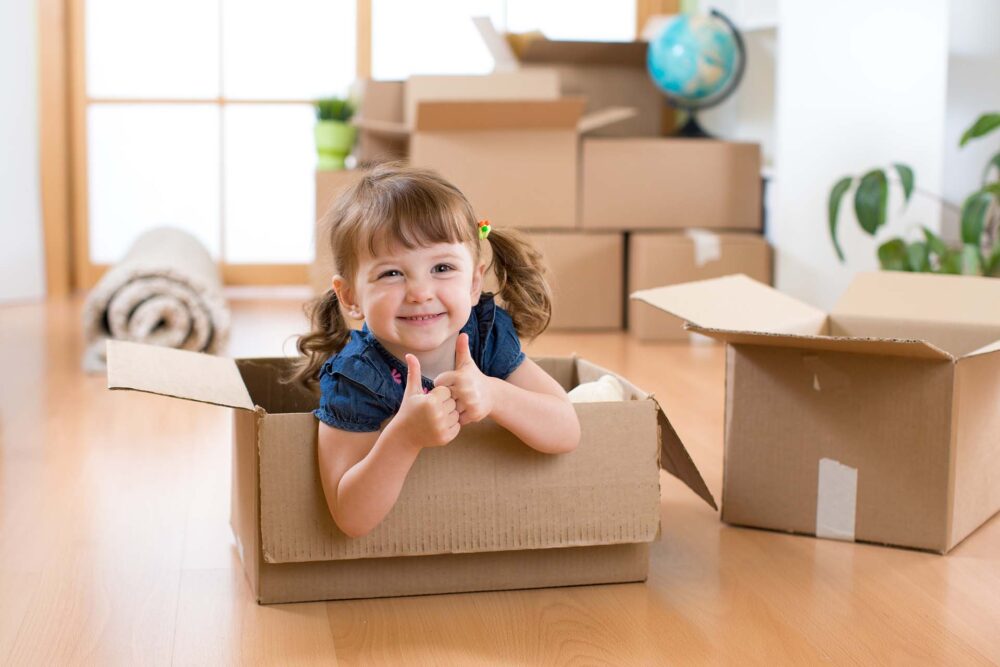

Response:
(405, 278), (433, 302)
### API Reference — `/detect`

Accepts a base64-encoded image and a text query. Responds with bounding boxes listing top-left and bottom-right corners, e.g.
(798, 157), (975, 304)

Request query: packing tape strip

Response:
(815, 458), (858, 541)
(685, 228), (722, 267)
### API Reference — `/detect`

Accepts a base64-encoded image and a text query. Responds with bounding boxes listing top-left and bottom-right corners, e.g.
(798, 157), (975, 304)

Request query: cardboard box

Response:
(410, 98), (633, 230)
(475, 17), (668, 137)
(353, 71), (561, 166)
(527, 231), (624, 330)
(628, 231), (771, 341)
(354, 79), (407, 166)
(312, 169), (365, 294)
(631, 272), (1000, 553)
(106, 341), (715, 603)
(581, 138), (763, 231)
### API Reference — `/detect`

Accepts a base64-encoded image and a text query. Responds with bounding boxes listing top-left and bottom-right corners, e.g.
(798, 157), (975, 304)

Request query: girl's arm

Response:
(486, 358), (581, 454)
(318, 355), (459, 538)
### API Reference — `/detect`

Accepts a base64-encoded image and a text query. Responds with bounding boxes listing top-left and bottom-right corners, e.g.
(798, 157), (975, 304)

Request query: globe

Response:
(646, 9), (746, 137)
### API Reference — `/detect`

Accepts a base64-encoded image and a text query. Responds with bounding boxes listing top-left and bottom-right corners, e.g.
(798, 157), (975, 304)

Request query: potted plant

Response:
(828, 112), (1000, 275)
(314, 97), (356, 171)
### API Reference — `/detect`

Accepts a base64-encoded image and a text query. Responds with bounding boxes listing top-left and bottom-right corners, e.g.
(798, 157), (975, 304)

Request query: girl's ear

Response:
(332, 275), (357, 310)
(471, 262), (486, 300)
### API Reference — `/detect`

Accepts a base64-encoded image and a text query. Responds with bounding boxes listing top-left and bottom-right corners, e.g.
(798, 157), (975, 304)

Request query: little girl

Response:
(291, 163), (581, 538)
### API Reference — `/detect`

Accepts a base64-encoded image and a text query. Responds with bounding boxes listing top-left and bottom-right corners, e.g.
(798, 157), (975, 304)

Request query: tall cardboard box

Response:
(632, 272), (1000, 553)
(354, 79), (407, 166)
(311, 169), (364, 294)
(411, 98), (633, 230)
(475, 17), (668, 137)
(628, 231), (771, 341)
(528, 231), (624, 330)
(107, 341), (715, 603)
(581, 139), (762, 231)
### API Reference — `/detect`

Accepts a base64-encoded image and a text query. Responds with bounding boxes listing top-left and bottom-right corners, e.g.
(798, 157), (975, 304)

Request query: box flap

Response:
(578, 106), (637, 134)
(967, 339), (1000, 359)
(473, 16), (518, 71)
(651, 397), (717, 510)
(474, 16), (647, 68)
(630, 274), (828, 336)
(515, 36), (647, 67)
(834, 271), (1000, 330)
(106, 340), (254, 410)
(352, 116), (409, 138)
(406, 71), (560, 128)
(414, 98), (587, 132)
(686, 327), (954, 360)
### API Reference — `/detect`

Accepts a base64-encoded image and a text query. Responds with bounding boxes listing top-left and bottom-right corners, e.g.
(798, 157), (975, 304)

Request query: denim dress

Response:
(314, 293), (526, 432)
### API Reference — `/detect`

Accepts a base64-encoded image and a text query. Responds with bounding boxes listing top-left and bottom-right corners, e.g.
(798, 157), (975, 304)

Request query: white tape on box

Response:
(815, 458), (858, 541)
(685, 228), (722, 267)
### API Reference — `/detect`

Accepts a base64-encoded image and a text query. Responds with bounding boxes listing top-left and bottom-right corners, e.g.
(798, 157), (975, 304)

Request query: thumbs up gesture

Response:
(396, 354), (460, 449)
(434, 333), (494, 426)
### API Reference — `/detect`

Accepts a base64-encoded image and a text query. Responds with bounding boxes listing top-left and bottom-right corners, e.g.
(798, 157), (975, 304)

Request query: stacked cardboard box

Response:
(579, 137), (772, 340)
(314, 28), (770, 336)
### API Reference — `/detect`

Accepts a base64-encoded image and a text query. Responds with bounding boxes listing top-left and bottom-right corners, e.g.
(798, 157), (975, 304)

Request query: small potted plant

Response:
(314, 96), (356, 171)
(828, 112), (1000, 275)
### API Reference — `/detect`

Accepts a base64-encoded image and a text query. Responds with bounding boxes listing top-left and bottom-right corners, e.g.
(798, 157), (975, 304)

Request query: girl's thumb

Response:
(404, 354), (423, 397)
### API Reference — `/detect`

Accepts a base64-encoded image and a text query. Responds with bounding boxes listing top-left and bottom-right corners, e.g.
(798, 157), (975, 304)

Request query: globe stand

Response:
(676, 113), (711, 139)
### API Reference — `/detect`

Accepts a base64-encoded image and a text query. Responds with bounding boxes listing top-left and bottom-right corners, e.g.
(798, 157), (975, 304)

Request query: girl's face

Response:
(335, 241), (484, 359)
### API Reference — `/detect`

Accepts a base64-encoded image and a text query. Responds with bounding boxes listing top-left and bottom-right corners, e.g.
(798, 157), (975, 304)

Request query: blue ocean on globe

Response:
(647, 13), (742, 109)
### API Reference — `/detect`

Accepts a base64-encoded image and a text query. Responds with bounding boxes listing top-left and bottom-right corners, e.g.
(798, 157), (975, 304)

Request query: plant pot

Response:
(314, 120), (356, 171)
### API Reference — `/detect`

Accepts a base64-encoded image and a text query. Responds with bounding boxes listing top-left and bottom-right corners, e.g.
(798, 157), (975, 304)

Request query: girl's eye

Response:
(432, 264), (454, 274)
(378, 270), (401, 279)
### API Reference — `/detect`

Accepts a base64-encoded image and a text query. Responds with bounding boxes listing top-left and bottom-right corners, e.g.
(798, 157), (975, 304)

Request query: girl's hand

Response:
(396, 354), (460, 449)
(434, 333), (494, 426)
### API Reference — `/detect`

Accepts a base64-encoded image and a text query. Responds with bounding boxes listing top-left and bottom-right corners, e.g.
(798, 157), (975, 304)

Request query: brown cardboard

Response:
(410, 98), (618, 230)
(353, 71), (562, 166)
(354, 79), (407, 166)
(628, 232), (772, 341)
(404, 71), (560, 129)
(312, 169), (364, 295)
(520, 231), (624, 330)
(106, 341), (713, 603)
(581, 139), (763, 231)
(474, 18), (667, 137)
(631, 272), (1000, 553)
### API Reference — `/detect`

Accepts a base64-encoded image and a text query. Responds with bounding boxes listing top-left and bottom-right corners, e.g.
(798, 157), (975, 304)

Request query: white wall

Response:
(941, 0), (1000, 241)
(0, 0), (46, 303)
(771, 0), (948, 309)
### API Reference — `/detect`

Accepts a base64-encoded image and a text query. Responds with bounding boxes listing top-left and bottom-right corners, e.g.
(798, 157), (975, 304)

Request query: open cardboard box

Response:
(410, 98), (634, 229)
(106, 341), (715, 603)
(631, 272), (1000, 553)
(352, 72), (634, 228)
(352, 70), (562, 165)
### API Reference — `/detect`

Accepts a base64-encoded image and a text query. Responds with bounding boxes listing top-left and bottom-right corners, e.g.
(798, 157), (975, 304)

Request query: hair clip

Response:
(478, 220), (492, 240)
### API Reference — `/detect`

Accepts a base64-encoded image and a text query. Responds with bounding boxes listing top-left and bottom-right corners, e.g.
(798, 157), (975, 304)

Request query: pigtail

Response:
(486, 227), (552, 339)
(287, 289), (353, 392)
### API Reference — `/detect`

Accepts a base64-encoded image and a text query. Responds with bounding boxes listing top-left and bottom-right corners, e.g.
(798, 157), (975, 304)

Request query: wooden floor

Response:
(2, 294), (999, 666)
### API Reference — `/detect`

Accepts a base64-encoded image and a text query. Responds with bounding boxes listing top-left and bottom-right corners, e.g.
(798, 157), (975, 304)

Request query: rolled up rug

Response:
(82, 227), (230, 373)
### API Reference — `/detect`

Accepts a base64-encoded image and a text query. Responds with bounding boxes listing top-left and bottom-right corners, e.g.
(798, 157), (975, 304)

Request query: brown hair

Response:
(289, 163), (552, 392)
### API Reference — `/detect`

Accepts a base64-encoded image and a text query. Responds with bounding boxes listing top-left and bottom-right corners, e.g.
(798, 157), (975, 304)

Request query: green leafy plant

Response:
(829, 112), (1000, 276)
(314, 97), (355, 122)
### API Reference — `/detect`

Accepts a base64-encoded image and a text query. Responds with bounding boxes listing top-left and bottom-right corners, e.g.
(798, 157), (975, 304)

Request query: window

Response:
(82, 0), (356, 277)
(77, 0), (639, 285)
